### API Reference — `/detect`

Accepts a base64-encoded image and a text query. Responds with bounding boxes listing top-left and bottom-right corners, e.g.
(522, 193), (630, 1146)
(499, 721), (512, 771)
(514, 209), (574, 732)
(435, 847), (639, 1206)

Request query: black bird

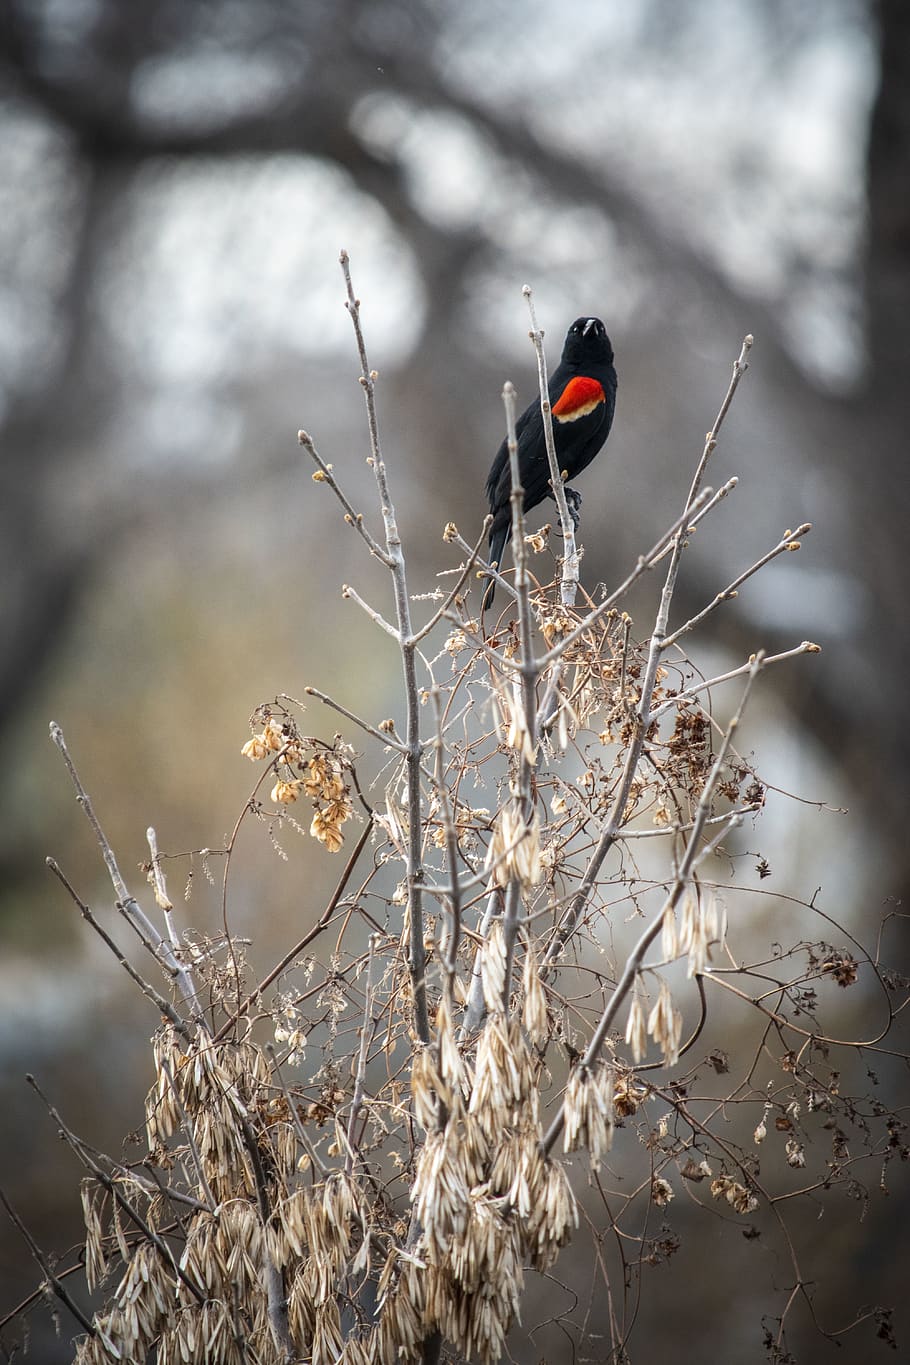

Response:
(483, 316), (617, 608)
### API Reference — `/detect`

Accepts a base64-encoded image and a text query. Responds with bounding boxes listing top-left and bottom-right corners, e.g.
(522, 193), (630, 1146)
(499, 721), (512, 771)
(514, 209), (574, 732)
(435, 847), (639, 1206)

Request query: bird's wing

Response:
(516, 405), (556, 512)
(486, 397), (541, 510)
(485, 438), (509, 509)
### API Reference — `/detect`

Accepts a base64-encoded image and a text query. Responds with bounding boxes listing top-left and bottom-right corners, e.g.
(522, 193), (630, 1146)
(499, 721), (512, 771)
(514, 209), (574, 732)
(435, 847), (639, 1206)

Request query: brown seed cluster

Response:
(241, 704), (354, 852)
(75, 987), (590, 1365)
(710, 1174), (759, 1215)
(77, 1028), (378, 1365)
(401, 995), (579, 1362)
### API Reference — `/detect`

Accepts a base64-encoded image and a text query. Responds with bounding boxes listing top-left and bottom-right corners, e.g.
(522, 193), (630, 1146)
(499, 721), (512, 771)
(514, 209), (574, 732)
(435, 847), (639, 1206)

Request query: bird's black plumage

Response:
(484, 316), (617, 608)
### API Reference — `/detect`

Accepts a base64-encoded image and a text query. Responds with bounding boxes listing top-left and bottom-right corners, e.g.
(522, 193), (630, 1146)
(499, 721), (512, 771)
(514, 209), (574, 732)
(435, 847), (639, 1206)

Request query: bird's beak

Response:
(582, 318), (597, 336)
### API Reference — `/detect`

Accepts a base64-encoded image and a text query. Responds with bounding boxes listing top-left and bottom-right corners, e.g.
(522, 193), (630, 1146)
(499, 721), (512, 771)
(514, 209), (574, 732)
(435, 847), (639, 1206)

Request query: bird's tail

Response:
(483, 524), (509, 610)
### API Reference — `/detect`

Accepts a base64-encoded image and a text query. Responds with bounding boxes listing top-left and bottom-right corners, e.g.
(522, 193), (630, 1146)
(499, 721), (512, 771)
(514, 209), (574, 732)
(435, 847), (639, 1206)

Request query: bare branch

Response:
(146, 825), (179, 948)
(341, 583), (401, 639)
(26, 1076), (206, 1305)
(650, 640), (820, 722)
(46, 857), (193, 1041)
(524, 286), (580, 605)
(299, 428), (394, 566)
(0, 1188), (96, 1337)
(411, 516), (493, 644)
(304, 684), (409, 753)
(49, 723), (206, 1026)
(214, 812), (374, 1041)
(450, 526), (519, 605)
(345, 935), (378, 1178)
(662, 523), (813, 649)
(341, 249), (430, 1045)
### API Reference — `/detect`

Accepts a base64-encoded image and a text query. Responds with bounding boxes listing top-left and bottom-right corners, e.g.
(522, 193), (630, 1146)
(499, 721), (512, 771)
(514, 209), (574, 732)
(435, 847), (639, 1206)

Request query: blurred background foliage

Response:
(0, 0), (907, 1360)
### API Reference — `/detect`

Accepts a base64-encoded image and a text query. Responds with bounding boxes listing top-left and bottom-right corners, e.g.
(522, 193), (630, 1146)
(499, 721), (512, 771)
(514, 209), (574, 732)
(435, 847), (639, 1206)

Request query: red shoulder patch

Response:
(552, 375), (606, 423)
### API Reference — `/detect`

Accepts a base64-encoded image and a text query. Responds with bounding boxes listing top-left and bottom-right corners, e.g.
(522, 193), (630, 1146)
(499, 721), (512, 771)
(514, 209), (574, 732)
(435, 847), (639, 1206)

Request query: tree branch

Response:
(340, 250), (430, 1045)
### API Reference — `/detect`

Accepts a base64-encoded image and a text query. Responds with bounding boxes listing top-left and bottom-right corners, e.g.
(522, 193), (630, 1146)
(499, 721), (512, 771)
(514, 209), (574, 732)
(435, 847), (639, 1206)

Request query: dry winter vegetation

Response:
(4, 259), (907, 1365)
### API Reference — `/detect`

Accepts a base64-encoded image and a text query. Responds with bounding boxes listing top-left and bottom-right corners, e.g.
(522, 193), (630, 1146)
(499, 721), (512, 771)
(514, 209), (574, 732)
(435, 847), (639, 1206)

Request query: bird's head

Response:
(562, 316), (614, 369)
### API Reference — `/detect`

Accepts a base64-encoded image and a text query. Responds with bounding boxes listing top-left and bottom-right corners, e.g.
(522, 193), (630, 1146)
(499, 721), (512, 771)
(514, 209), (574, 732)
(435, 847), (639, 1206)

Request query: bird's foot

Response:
(562, 486), (582, 532)
(546, 485), (582, 533)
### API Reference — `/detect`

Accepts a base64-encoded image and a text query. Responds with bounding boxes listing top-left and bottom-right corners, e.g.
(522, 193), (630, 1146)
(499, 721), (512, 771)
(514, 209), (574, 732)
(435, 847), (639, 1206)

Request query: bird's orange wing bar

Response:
(552, 376), (606, 423)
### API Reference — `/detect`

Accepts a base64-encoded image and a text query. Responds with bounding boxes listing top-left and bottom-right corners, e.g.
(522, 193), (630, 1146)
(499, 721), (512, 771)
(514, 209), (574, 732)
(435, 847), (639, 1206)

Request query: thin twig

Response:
(502, 379), (537, 1013)
(346, 935), (378, 1177)
(684, 334), (752, 512)
(26, 1076), (206, 1304)
(662, 523), (812, 650)
(449, 527), (519, 604)
(612, 804), (760, 841)
(412, 517), (493, 644)
(524, 286), (580, 605)
(214, 812), (374, 1041)
(49, 723), (205, 1025)
(649, 641), (820, 723)
(341, 583), (401, 639)
(0, 1188), (96, 1337)
(304, 685), (409, 753)
(299, 428), (394, 566)
(46, 858), (193, 1042)
(146, 825), (178, 947)
(650, 476), (739, 565)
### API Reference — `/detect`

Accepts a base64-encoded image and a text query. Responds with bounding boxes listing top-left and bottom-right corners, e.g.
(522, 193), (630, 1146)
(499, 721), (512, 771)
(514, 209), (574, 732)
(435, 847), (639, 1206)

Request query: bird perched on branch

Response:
(483, 316), (617, 608)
